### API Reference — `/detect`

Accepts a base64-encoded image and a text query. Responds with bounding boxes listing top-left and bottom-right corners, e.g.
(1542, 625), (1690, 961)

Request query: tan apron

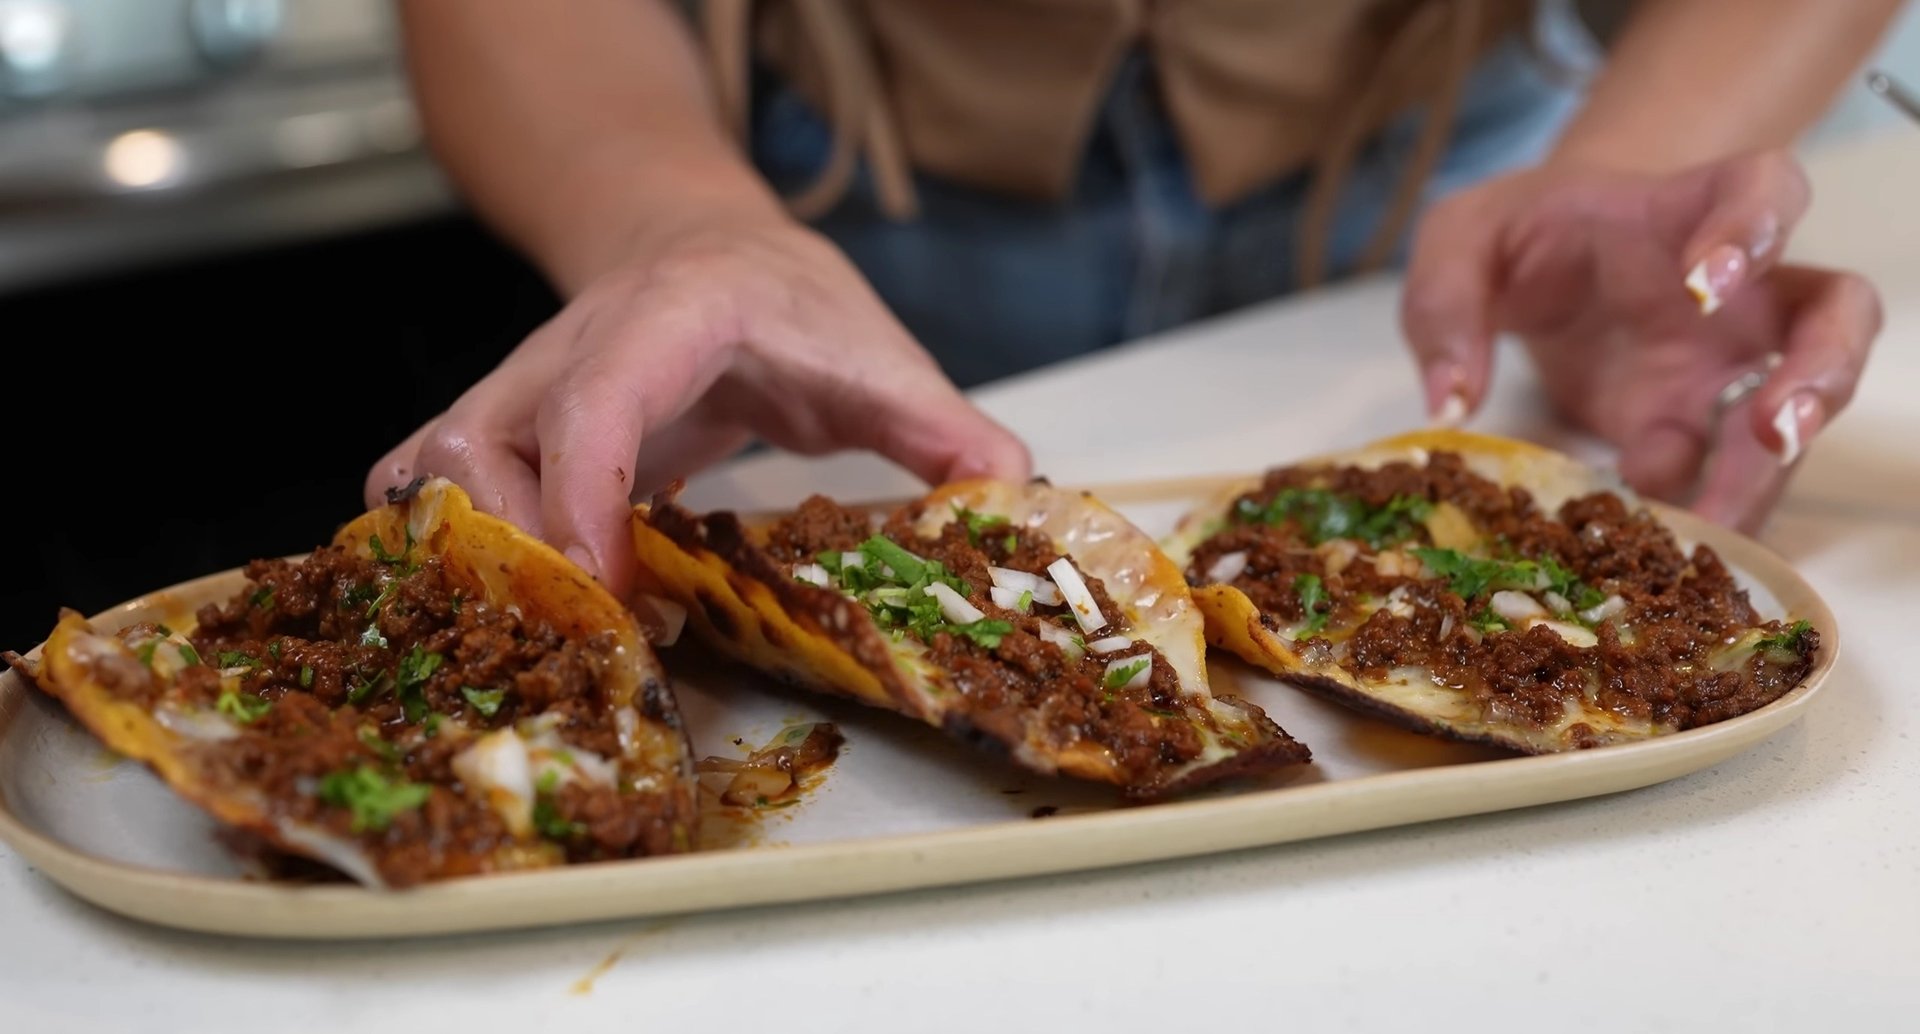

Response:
(697, 0), (1536, 286)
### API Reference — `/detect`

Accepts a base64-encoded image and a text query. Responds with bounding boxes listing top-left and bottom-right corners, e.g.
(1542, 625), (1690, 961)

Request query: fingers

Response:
(1618, 421), (1710, 504)
(535, 300), (738, 596)
(365, 329), (569, 533)
(366, 420), (436, 509)
(831, 358), (1032, 485)
(1745, 267), (1882, 461)
(1674, 152), (1812, 316)
(1400, 193), (1501, 421)
(1691, 266), (1882, 530)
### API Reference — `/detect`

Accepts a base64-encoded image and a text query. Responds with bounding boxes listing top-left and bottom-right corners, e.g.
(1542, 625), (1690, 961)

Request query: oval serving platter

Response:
(0, 487), (1838, 940)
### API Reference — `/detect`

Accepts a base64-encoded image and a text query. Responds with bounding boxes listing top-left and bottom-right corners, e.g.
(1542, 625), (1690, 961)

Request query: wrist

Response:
(526, 145), (792, 295)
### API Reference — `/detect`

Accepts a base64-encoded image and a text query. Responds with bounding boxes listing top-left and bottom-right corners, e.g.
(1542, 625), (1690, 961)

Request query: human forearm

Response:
(1551, 0), (1905, 171)
(397, 0), (784, 294)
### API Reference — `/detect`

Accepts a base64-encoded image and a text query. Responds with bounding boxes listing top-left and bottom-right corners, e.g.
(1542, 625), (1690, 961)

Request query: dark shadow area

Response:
(0, 215), (558, 653)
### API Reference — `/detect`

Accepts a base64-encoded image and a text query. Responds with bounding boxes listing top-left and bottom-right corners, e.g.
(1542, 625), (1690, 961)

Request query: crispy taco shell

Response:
(8, 478), (697, 887)
(632, 480), (1309, 798)
(1163, 429), (1818, 754)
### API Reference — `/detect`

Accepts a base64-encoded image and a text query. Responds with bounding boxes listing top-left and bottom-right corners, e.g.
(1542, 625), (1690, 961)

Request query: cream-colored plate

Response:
(0, 483), (1838, 940)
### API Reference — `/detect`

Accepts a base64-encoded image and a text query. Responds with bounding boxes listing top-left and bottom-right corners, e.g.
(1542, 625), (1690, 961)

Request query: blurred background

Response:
(2, 0), (1916, 650)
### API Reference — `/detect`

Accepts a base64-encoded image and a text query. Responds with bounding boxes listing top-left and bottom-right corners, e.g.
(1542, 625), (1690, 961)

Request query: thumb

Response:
(1671, 151), (1811, 316)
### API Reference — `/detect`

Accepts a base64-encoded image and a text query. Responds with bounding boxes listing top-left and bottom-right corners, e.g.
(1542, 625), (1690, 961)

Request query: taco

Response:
(1162, 429), (1822, 753)
(4, 478), (697, 887)
(631, 480), (1310, 798)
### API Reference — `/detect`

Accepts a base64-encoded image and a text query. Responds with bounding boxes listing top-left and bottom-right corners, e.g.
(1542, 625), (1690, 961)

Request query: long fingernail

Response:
(1770, 392), (1824, 466)
(564, 545), (601, 582)
(1684, 244), (1749, 316)
(1424, 363), (1467, 420)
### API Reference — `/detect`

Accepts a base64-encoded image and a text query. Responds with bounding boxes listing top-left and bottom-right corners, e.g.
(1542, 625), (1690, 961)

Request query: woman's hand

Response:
(1401, 150), (1881, 532)
(367, 212), (1030, 595)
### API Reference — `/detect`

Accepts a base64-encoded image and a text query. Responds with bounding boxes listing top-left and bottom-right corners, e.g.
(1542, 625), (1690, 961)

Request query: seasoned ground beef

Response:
(89, 545), (677, 886)
(1187, 452), (1817, 738)
(767, 496), (1203, 779)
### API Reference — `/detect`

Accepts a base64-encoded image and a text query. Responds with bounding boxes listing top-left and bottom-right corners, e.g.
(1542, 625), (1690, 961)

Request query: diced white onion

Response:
(155, 706), (239, 742)
(840, 552), (866, 570)
(1086, 635), (1133, 654)
(1375, 550), (1420, 578)
(451, 728), (535, 838)
(1103, 656), (1153, 690)
(1037, 623), (1084, 660)
(1580, 594), (1627, 625)
(1490, 590), (1547, 623)
(792, 563), (830, 587)
(1204, 551), (1249, 585)
(1385, 585), (1416, 619)
(987, 567), (1061, 605)
(1544, 591), (1572, 615)
(1533, 619), (1599, 648)
(924, 582), (986, 625)
(1438, 613), (1456, 640)
(1318, 539), (1359, 576)
(1046, 557), (1107, 634)
(639, 594), (687, 647)
(989, 586), (1031, 611)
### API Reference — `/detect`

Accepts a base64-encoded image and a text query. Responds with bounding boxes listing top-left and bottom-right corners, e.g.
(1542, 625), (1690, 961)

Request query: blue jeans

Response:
(751, 3), (1598, 388)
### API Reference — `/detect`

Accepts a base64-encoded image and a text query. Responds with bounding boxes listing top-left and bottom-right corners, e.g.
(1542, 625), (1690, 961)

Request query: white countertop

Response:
(6, 129), (1919, 1033)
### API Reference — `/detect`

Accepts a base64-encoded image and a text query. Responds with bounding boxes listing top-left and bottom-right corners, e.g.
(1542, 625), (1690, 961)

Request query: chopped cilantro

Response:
(214, 690), (271, 724)
(364, 582), (397, 619)
(1293, 573), (1332, 634)
(1236, 489), (1432, 548)
(136, 639), (159, 667)
(267, 640), (283, 661)
(1754, 619), (1814, 655)
(154, 624), (173, 636)
(394, 647), (444, 724)
(359, 624), (389, 649)
(858, 535), (927, 583)
(953, 618), (1014, 650)
(533, 799), (585, 840)
(536, 768), (560, 795)
(460, 685), (506, 718)
(1414, 547), (1604, 614)
(317, 766), (429, 833)
(347, 670), (391, 705)
(216, 650), (259, 670)
(249, 586), (276, 610)
(357, 726), (400, 763)
(368, 526), (416, 570)
(176, 642), (202, 667)
(299, 665), (314, 689)
(449, 592), (464, 616)
(1142, 707), (1179, 718)
(1003, 532), (1018, 553)
(952, 502), (1009, 546)
(1469, 608), (1511, 633)
(1102, 659), (1150, 690)
(423, 713), (444, 738)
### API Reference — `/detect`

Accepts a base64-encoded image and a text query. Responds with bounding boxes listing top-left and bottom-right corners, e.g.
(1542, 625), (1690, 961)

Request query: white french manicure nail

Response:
(1771, 402), (1800, 465)
(1771, 394), (1823, 467)
(1435, 392), (1469, 427)
(1685, 261), (1720, 315)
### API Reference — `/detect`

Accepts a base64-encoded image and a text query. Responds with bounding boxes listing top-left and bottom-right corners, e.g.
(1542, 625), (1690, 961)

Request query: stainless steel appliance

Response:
(0, 0), (452, 293)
